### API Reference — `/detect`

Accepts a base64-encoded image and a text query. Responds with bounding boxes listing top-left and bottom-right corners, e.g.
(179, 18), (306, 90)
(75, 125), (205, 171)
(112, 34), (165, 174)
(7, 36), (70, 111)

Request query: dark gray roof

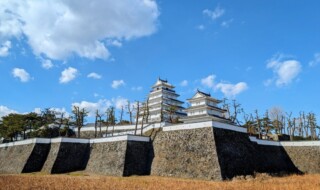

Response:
(197, 89), (211, 97)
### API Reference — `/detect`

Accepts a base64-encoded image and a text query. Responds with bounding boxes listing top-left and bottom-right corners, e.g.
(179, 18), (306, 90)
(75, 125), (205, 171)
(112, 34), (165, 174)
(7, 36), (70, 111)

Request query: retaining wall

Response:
(86, 135), (151, 176)
(0, 121), (319, 180)
(213, 128), (300, 179)
(151, 126), (222, 180)
(283, 146), (320, 173)
(41, 138), (90, 174)
(0, 138), (50, 174)
(152, 121), (320, 180)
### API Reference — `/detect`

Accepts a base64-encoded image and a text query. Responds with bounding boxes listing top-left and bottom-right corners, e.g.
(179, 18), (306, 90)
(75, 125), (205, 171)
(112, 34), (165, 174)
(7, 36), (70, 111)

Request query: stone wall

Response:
(0, 124), (319, 180)
(123, 141), (151, 176)
(85, 141), (127, 176)
(79, 131), (101, 139)
(212, 128), (256, 179)
(213, 128), (300, 179)
(22, 143), (51, 173)
(0, 144), (35, 174)
(42, 141), (90, 174)
(0, 141), (50, 174)
(150, 125), (320, 180)
(283, 146), (320, 173)
(151, 127), (222, 180)
(85, 138), (151, 176)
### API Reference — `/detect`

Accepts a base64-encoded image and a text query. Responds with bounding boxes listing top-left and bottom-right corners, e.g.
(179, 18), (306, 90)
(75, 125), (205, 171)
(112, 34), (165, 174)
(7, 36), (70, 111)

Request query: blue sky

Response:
(0, 0), (319, 122)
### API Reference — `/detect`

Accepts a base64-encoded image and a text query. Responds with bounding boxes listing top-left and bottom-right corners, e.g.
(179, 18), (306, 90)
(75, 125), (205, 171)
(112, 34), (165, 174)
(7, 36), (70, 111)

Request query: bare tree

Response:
(269, 107), (284, 134)
(140, 102), (147, 135)
(126, 100), (134, 125)
(105, 107), (116, 137)
(302, 112), (309, 138)
(94, 110), (98, 138)
(94, 110), (103, 138)
(98, 114), (103, 137)
(307, 112), (317, 140)
(231, 100), (243, 125)
(243, 112), (255, 135)
(134, 101), (140, 135)
(72, 106), (88, 138)
(145, 98), (150, 123)
(254, 110), (262, 139)
(119, 106), (124, 125)
(297, 112), (304, 137)
(262, 110), (273, 135)
(222, 99), (242, 125)
(105, 107), (111, 137)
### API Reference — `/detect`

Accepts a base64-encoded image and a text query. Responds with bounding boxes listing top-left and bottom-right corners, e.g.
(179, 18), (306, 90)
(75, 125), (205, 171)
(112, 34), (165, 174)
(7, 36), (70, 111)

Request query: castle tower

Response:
(182, 89), (230, 123)
(142, 78), (186, 123)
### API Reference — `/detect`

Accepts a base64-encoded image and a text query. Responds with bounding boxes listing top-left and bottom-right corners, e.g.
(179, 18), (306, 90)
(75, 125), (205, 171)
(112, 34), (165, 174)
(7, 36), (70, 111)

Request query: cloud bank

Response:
(0, 0), (159, 60)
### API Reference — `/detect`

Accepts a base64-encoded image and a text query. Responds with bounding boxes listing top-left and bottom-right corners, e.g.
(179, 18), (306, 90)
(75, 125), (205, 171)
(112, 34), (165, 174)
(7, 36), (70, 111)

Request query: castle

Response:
(139, 78), (230, 125)
(0, 78), (319, 180)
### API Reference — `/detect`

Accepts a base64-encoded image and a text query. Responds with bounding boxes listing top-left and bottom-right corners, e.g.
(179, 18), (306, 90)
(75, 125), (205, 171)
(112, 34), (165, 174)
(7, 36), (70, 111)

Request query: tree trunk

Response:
(99, 121), (102, 137)
(106, 124), (109, 137)
(134, 102), (140, 135)
(94, 119), (97, 138)
(141, 113), (145, 136)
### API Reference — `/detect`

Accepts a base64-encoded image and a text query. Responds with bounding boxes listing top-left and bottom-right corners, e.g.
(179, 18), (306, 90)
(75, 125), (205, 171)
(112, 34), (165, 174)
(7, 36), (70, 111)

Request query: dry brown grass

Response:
(0, 173), (319, 190)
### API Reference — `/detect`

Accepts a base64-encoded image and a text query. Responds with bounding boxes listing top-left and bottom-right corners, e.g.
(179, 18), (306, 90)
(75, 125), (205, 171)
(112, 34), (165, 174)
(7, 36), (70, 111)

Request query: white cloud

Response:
(215, 82), (248, 98)
(131, 86), (143, 91)
(51, 107), (70, 117)
(107, 40), (122, 47)
(266, 54), (302, 87)
(72, 97), (128, 117)
(0, 40), (11, 57)
(111, 80), (125, 89)
(309, 53), (320, 67)
(180, 80), (188, 87)
(196, 25), (205, 30)
(0, 0), (159, 60)
(33, 107), (70, 117)
(12, 68), (31, 82)
(59, 67), (78, 84)
(221, 19), (233, 28)
(200, 74), (248, 97)
(41, 59), (53, 69)
(112, 97), (128, 110)
(0, 105), (17, 118)
(87, 72), (102, 79)
(93, 93), (101, 98)
(33, 108), (42, 115)
(203, 6), (225, 21)
(72, 99), (112, 117)
(201, 75), (216, 88)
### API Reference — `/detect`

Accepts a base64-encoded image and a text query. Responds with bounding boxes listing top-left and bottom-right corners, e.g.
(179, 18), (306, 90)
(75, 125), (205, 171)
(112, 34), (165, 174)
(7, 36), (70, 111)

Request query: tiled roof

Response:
(197, 89), (211, 97)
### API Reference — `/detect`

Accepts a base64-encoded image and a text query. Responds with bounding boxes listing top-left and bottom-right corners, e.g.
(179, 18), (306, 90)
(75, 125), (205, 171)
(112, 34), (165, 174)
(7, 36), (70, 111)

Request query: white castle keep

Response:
(140, 78), (229, 124)
(140, 78), (187, 123)
(182, 89), (230, 123)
